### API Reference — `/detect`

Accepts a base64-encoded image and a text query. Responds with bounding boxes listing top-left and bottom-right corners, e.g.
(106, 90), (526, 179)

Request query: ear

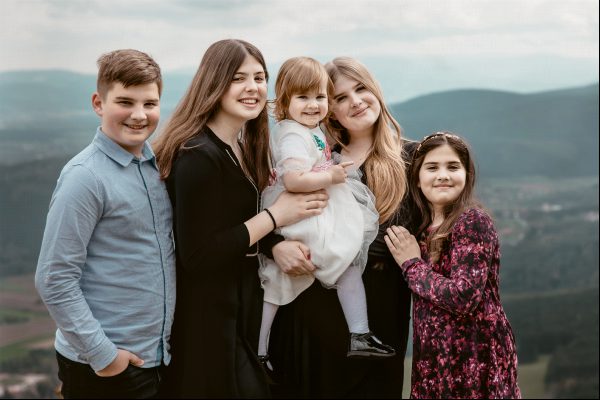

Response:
(91, 92), (104, 117)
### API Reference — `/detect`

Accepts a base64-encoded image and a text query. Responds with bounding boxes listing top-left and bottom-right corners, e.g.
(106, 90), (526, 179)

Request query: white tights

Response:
(258, 266), (369, 356)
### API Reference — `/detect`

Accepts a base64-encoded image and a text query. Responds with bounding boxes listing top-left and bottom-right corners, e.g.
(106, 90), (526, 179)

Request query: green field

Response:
(0, 335), (54, 363)
(0, 309), (31, 324)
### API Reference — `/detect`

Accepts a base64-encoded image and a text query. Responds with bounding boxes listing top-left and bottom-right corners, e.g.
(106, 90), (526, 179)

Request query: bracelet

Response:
(264, 208), (277, 230)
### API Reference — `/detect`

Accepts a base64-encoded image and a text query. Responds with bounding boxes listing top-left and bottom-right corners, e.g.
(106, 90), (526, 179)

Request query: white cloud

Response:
(0, 0), (597, 96)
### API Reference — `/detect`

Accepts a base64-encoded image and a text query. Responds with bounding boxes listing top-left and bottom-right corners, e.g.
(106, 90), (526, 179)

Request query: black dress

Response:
(269, 141), (418, 399)
(165, 127), (279, 398)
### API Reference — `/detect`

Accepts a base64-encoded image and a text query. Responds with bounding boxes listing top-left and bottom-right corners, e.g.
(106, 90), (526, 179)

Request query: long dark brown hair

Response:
(410, 132), (484, 263)
(153, 39), (271, 190)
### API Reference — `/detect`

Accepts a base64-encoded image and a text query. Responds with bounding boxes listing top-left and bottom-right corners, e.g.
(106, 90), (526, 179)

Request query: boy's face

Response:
(92, 82), (160, 157)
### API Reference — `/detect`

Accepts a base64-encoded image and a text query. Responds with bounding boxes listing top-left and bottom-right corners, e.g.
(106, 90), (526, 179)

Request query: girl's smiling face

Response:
(218, 55), (267, 125)
(418, 144), (467, 216)
(331, 75), (381, 135)
(287, 79), (329, 128)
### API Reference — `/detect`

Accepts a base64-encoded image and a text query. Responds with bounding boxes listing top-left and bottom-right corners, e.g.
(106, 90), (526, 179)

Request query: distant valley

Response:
(0, 70), (598, 398)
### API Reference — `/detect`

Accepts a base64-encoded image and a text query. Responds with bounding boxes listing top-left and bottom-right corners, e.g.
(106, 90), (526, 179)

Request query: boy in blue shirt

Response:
(35, 49), (175, 399)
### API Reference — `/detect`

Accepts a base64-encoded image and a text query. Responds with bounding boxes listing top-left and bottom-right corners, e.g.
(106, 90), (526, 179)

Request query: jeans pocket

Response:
(98, 363), (136, 381)
(119, 365), (160, 398)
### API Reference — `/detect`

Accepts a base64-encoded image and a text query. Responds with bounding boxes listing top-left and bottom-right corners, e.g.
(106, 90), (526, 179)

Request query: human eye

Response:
(145, 101), (158, 108)
(255, 75), (265, 82)
(232, 75), (244, 82)
(117, 100), (132, 106)
(297, 95), (308, 100)
(317, 94), (327, 100)
(448, 163), (462, 171)
(356, 85), (366, 92)
(335, 95), (346, 103)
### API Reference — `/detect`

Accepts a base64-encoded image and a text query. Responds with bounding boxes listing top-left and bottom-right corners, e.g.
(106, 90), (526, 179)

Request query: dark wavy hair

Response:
(410, 132), (484, 263)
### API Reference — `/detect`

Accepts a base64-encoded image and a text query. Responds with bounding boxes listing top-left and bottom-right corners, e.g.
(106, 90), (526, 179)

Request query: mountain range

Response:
(0, 70), (598, 398)
(0, 70), (598, 177)
(0, 70), (598, 279)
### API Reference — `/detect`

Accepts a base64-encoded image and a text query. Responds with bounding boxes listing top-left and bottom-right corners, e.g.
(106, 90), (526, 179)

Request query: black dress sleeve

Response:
(259, 232), (285, 259)
(171, 148), (250, 274)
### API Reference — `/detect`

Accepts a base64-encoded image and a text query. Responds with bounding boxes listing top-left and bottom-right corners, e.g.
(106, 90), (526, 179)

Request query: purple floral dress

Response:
(400, 208), (521, 399)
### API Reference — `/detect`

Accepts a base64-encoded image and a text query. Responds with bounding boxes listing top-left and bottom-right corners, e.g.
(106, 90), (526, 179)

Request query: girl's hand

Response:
(272, 240), (316, 276)
(384, 225), (421, 266)
(328, 161), (354, 185)
(269, 190), (328, 227)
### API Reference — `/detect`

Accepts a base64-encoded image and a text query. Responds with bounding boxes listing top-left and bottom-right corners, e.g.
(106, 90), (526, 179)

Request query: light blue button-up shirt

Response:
(35, 128), (176, 371)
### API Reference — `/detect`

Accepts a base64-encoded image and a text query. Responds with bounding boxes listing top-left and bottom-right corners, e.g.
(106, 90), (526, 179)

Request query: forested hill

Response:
(1, 69), (598, 179)
(391, 84), (599, 178)
(0, 71), (598, 398)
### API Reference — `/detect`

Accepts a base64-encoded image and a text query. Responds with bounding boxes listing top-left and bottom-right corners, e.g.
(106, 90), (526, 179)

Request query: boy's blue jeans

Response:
(56, 351), (164, 399)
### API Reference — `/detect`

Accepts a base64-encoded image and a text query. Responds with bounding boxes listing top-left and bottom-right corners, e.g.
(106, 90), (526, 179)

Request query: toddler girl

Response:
(258, 57), (395, 364)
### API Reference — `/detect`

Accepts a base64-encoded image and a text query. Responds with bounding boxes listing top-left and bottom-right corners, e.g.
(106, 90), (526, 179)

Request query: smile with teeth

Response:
(240, 99), (258, 105)
(124, 123), (147, 130)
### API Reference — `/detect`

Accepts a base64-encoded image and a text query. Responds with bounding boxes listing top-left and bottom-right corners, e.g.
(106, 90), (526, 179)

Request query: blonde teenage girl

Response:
(258, 57), (395, 365)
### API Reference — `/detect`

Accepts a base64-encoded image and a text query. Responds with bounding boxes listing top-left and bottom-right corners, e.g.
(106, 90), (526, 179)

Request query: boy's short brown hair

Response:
(96, 49), (162, 98)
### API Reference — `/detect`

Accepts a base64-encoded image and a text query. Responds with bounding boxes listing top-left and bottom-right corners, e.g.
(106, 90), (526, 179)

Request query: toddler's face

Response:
(288, 80), (328, 128)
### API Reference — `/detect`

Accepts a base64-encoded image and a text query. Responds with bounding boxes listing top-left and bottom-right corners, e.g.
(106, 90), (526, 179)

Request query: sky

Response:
(1, 0), (599, 102)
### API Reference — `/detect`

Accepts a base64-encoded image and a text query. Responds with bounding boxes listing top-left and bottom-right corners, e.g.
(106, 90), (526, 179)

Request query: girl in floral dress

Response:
(258, 57), (395, 365)
(385, 132), (521, 399)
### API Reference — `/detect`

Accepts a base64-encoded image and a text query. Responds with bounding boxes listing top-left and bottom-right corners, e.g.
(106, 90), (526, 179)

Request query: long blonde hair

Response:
(324, 57), (407, 223)
(153, 39), (271, 190)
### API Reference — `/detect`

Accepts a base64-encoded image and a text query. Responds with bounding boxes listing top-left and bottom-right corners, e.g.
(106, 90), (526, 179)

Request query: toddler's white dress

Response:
(259, 120), (378, 305)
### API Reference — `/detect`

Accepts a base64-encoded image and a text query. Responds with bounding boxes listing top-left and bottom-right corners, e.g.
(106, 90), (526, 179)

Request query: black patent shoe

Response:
(258, 354), (277, 385)
(347, 331), (396, 358)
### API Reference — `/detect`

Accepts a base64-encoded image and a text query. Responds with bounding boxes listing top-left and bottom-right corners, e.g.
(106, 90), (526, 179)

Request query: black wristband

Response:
(264, 208), (277, 230)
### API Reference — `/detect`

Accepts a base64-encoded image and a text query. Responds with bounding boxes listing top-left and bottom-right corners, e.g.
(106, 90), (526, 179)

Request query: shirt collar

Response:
(93, 127), (158, 169)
